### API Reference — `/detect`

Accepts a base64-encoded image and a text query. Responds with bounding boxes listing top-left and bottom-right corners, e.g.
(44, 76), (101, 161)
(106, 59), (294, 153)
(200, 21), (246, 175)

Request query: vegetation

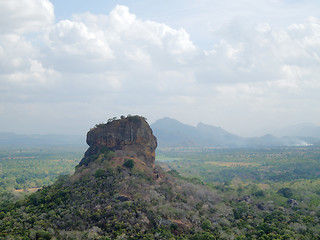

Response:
(0, 147), (83, 202)
(91, 115), (148, 130)
(0, 164), (223, 239)
(1, 146), (320, 238)
(158, 147), (320, 183)
(156, 146), (320, 239)
(123, 159), (135, 169)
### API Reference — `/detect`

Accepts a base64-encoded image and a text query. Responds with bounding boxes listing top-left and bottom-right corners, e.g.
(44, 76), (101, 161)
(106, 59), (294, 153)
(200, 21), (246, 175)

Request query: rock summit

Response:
(78, 116), (157, 169)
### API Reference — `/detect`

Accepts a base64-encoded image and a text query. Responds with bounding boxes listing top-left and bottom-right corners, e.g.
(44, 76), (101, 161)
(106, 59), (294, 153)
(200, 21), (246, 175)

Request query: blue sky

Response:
(1, 0), (320, 136)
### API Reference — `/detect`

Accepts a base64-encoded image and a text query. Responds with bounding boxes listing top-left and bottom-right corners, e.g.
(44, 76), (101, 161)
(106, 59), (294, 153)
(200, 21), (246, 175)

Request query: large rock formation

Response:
(78, 116), (157, 169)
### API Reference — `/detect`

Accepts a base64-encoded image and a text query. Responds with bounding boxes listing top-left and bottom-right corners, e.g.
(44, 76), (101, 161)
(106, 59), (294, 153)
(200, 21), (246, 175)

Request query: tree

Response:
(94, 169), (105, 178)
(277, 188), (293, 198)
(123, 159), (134, 169)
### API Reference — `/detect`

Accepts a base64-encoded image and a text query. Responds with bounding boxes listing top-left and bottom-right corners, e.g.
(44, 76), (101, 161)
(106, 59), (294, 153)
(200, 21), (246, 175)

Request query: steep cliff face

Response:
(78, 116), (157, 169)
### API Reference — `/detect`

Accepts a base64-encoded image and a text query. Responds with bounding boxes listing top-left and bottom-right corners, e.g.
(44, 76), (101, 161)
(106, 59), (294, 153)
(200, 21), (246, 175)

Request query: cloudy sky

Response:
(1, 0), (320, 137)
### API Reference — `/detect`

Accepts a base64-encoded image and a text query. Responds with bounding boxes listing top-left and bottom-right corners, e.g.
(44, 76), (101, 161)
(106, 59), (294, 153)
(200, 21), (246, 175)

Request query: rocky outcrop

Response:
(78, 116), (157, 168)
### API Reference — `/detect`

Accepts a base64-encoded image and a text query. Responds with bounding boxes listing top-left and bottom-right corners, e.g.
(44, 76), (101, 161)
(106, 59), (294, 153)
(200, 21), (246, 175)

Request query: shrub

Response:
(201, 219), (212, 230)
(123, 159), (134, 169)
(35, 230), (52, 240)
(189, 231), (215, 240)
(277, 188), (293, 198)
(94, 169), (105, 178)
(253, 190), (265, 197)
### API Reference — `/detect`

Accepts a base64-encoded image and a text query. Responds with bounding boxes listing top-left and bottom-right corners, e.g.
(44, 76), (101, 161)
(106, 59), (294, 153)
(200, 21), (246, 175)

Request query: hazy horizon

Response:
(1, 1), (320, 137)
(1, 115), (319, 139)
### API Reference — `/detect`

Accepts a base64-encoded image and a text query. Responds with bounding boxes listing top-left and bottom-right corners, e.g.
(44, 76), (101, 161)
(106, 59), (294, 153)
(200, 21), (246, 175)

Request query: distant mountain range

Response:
(151, 118), (320, 148)
(151, 118), (243, 147)
(1, 118), (319, 148)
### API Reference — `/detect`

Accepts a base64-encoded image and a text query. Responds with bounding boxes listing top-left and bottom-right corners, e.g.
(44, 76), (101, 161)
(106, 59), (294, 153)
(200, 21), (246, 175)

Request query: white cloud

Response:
(42, 5), (198, 75)
(255, 23), (271, 33)
(0, 34), (36, 73)
(0, 0), (54, 34)
(46, 19), (113, 57)
(0, 0), (58, 106)
(0, 33), (58, 95)
(125, 48), (151, 67)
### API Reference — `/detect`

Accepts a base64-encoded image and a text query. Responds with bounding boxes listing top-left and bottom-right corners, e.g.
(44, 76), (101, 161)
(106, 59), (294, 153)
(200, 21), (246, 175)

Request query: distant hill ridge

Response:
(151, 117), (242, 147)
(151, 117), (320, 148)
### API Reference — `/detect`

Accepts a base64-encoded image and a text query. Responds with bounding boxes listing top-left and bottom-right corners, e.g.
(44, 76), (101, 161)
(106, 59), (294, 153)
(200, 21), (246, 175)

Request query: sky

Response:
(1, 0), (320, 137)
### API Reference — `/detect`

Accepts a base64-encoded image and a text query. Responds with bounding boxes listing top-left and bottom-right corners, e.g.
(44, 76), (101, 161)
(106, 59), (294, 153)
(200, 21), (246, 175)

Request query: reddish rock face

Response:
(79, 116), (157, 168)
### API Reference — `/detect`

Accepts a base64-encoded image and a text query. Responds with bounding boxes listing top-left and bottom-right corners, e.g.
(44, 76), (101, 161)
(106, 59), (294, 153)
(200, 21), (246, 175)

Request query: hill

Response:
(151, 118), (318, 148)
(151, 117), (243, 147)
